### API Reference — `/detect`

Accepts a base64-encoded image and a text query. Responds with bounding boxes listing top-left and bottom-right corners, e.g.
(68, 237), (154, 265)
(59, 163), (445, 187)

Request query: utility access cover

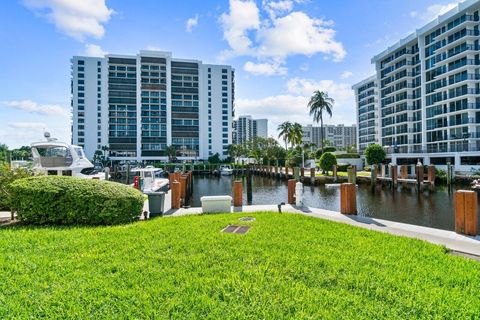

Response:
(239, 217), (256, 222)
(222, 225), (251, 234)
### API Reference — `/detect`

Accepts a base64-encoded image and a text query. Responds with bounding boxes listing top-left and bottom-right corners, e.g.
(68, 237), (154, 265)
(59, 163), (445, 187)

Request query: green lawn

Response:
(1, 212), (480, 319)
(316, 171), (371, 178)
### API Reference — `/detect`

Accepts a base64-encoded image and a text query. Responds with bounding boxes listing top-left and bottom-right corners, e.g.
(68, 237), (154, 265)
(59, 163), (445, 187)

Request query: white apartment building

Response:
(71, 50), (234, 161)
(302, 124), (357, 149)
(353, 0), (480, 170)
(233, 115), (268, 144)
(352, 75), (380, 154)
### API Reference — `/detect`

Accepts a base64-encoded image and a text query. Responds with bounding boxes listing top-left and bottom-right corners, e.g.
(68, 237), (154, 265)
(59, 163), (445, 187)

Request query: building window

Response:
(78, 60), (84, 65)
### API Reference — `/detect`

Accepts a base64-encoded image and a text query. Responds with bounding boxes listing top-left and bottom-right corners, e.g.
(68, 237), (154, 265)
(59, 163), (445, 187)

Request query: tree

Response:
(165, 145), (177, 162)
(277, 121), (292, 150)
(319, 152), (337, 175)
(227, 144), (245, 163)
(0, 144), (9, 163)
(308, 91), (334, 153)
(208, 153), (221, 164)
(11, 146), (32, 160)
(364, 144), (386, 165)
(289, 123), (303, 148)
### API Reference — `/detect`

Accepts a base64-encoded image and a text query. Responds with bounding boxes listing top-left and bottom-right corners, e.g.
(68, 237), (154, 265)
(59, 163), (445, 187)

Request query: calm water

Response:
(188, 175), (477, 232)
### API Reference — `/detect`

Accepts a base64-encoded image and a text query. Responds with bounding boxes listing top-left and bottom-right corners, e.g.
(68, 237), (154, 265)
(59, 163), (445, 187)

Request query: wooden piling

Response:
(455, 190), (478, 236)
(171, 180), (181, 209)
(310, 168), (316, 184)
(333, 165), (337, 182)
(427, 165), (436, 185)
(288, 179), (296, 204)
(370, 164), (377, 188)
(300, 167), (305, 178)
(180, 175), (187, 200)
(400, 165), (407, 179)
(233, 180), (243, 207)
(390, 164), (397, 188)
(416, 164), (424, 189)
(340, 183), (357, 215)
(246, 166), (253, 203)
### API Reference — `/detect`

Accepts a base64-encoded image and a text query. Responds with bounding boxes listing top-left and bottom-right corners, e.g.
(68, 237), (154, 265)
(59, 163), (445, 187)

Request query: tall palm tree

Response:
(289, 123), (304, 148)
(277, 121), (292, 150)
(165, 145), (177, 162)
(308, 90), (334, 153)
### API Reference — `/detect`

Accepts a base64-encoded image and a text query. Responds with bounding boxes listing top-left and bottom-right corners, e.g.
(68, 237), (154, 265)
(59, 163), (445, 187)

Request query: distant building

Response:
(233, 116), (268, 144)
(71, 50), (234, 161)
(302, 124), (357, 149)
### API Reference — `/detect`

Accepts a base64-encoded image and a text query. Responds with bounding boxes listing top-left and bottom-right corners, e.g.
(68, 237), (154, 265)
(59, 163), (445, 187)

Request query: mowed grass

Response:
(1, 212), (480, 319)
(316, 171), (371, 178)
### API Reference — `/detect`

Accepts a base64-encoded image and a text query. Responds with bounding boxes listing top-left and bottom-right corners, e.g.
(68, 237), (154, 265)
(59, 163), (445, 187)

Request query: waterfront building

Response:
(353, 0), (480, 169)
(302, 124), (357, 149)
(71, 50), (234, 161)
(233, 115), (268, 144)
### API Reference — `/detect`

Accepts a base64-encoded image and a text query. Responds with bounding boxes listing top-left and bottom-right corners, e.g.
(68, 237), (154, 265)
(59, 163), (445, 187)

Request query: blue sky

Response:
(0, 0), (466, 148)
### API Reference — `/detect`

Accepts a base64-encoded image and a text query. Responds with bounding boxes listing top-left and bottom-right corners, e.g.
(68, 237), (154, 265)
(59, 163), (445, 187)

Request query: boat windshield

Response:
(34, 146), (73, 167)
(73, 147), (85, 159)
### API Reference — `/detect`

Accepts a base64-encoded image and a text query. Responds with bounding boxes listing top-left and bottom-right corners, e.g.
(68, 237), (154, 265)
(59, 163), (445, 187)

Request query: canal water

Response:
(189, 175), (475, 232)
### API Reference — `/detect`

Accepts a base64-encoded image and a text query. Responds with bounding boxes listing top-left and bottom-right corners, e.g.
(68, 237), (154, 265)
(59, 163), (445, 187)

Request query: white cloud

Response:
(219, 0), (345, 74)
(1, 100), (69, 118)
(83, 43), (107, 56)
(9, 122), (47, 130)
(340, 71), (353, 79)
(145, 45), (163, 51)
(410, 0), (463, 22)
(219, 0), (260, 57)
(286, 77), (353, 105)
(243, 61), (287, 76)
(22, 0), (114, 41)
(186, 14), (199, 32)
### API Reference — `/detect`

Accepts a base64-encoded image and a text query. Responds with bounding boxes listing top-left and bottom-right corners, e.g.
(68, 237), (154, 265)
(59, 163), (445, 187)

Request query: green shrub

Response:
(336, 163), (350, 172)
(0, 164), (32, 210)
(435, 168), (447, 184)
(9, 176), (144, 225)
(364, 144), (386, 165)
(319, 152), (337, 175)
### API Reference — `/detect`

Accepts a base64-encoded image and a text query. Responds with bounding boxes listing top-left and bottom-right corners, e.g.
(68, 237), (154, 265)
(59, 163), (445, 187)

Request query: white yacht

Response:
(131, 166), (169, 193)
(31, 132), (105, 179)
(219, 165), (234, 176)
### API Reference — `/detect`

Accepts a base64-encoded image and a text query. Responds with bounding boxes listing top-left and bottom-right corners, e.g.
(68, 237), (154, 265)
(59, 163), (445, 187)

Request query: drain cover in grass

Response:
(239, 217), (256, 222)
(222, 225), (251, 234)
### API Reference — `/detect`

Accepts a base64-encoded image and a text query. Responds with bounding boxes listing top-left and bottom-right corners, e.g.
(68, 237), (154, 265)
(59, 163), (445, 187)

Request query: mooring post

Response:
(126, 162), (130, 184)
(390, 164), (397, 189)
(171, 180), (181, 209)
(455, 190), (478, 236)
(416, 163), (424, 189)
(300, 167), (305, 178)
(332, 165), (338, 182)
(340, 183), (357, 215)
(447, 162), (454, 188)
(285, 165), (289, 179)
(400, 165), (407, 179)
(310, 167), (316, 184)
(295, 181), (303, 206)
(233, 180), (243, 207)
(427, 165), (436, 185)
(246, 166), (253, 204)
(180, 175), (187, 202)
(288, 179), (296, 204)
(371, 164), (377, 188)
(104, 167), (110, 181)
(380, 164), (385, 177)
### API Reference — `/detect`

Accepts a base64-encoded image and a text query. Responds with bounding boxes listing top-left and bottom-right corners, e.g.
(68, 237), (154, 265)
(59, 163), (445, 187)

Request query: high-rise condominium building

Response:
(302, 124), (357, 149)
(353, 0), (480, 169)
(233, 116), (268, 144)
(71, 50), (234, 161)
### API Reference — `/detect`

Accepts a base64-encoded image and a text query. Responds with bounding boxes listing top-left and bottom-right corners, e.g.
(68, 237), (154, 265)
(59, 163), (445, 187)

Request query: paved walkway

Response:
(166, 204), (480, 256)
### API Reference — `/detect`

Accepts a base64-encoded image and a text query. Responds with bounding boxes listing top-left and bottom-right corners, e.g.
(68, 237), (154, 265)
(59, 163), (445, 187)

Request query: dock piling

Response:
(233, 180), (243, 207)
(288, 179), (296, 204)
(340, 183), (357, 215)
(455, 190), (478, 236)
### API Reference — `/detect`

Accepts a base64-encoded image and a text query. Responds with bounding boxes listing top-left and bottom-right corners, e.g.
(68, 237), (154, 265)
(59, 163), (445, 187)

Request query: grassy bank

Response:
(1, 212), (480, 318)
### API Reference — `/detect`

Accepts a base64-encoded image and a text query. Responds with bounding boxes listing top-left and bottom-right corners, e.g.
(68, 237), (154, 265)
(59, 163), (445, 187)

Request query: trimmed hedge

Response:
(9, 176), (144, 225)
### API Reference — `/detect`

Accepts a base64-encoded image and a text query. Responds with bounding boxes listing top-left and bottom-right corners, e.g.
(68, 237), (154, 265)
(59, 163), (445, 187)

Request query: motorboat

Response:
(219, 165), (234, 175)
(471, 179), (480, 191)
(131, 166), (169, 193)
(31, 132), (105, 179)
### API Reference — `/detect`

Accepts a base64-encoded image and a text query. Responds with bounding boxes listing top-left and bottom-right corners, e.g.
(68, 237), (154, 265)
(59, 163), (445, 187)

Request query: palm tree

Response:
(165, 145), (177, 162)
(289, 123), (303, 148)
(308, 91), (334, 153)
(277, 121), (292, 150)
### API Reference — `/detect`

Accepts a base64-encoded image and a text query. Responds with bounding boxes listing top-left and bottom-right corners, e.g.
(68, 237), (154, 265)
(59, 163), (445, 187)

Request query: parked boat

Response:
(471, 179), (480, 191)
(219, 165), (233, 175)
(31, 133), (105, 179)
(131, 166), (169, 193)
